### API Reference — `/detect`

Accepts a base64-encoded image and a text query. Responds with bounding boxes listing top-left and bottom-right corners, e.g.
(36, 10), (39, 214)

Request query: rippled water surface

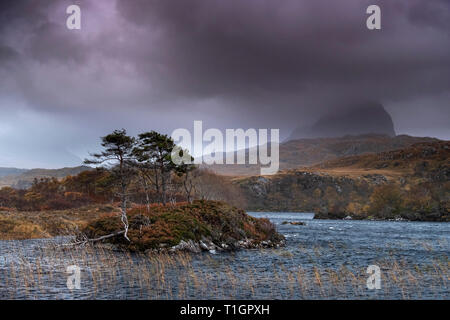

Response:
(0, 213), (448, 299)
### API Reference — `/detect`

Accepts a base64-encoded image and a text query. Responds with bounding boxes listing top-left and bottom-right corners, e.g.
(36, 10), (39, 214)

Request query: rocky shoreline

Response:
(166, 237), (284, 254)
(94, 237), (285, 254)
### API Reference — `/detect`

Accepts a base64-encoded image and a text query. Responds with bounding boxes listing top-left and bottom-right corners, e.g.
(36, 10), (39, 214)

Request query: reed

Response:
(0, 240), (447, 300)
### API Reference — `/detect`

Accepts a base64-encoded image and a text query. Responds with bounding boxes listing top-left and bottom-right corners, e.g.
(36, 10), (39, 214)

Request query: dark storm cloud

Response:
(114, 0), (450, 97)
(407, 0), (450, 33)
(0, 0), (449, 167)
(0, 45), (17, 60)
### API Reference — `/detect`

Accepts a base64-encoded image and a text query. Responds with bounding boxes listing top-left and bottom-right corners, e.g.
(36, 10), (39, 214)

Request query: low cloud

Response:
(0, 0), (449, 167)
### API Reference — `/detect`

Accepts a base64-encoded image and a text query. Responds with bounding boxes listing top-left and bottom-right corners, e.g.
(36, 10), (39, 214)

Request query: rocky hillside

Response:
(207, 134), (438, 176)
(236, 141), (449, 221)
(314, 140), (449, 177)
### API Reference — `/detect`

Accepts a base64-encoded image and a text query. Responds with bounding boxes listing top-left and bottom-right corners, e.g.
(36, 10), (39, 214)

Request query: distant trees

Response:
(186, 169), (246, 207)
(81, 129), (245, 213)
(367, 184), (403, 218)
(178, 163), (197, 204)
(0, 129), (230, 213)
(0, 187), (17, 208)
(0, 125), (247, 218)
(403, 184), (434, 213)
(0, 177), (94, 211)
(1, 129), (447, 223)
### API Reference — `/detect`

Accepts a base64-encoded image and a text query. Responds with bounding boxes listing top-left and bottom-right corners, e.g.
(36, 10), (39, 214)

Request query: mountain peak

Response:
(289, 102), (395, 140)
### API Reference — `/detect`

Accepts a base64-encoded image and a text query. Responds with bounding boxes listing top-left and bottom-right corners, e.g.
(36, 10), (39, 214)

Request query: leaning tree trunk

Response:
(119, 160), (130, 241)
(120, 191), (129, 241)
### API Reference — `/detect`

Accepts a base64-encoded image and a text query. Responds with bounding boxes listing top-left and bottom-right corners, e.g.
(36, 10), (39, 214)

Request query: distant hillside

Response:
(0, 166), (93, 189)
(236, 140), (449, 221)
(313, 140), (449, 174)
(288, 102), (395, 140)
(0, 167), (28, 178)
(206, 134), (439, 176)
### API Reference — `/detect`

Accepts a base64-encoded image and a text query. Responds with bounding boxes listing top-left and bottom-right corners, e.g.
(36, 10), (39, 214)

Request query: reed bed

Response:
(0, 239), (448, 300)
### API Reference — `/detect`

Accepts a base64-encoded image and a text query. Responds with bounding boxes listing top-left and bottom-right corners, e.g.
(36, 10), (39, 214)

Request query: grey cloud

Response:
(407, 0), (450, 33)
(0, 45), (18, 62)
(114, 0), (450, 99)
(0, 0), (449, 167)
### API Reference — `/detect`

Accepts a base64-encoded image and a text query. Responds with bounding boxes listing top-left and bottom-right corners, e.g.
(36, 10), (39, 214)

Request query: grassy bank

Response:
(0, 205), (119, 240)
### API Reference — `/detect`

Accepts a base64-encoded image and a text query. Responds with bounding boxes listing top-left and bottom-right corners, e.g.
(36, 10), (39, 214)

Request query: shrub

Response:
(368, 184), (403, 218)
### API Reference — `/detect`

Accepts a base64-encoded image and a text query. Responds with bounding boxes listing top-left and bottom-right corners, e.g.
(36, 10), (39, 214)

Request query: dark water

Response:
(0, 213), (448, 299)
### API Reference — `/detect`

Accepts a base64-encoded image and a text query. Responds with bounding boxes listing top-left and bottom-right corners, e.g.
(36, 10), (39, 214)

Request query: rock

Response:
(199, 240), (209, 251)
(344, 216), (353, 220)
(250, 177), (269, 197)
(363, 174), (387, 184)
(170, 240), (201, 253)
(199, 238), (219, 252)
(282, 221), (305, 226)
(237, 239), (252, 248)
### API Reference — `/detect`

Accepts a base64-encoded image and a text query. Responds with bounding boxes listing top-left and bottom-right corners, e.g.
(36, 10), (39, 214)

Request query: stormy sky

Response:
(0, 0), (449, 168)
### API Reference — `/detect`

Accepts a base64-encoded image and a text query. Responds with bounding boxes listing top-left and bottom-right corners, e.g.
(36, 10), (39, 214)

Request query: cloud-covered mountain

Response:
(0, 1), (449, 168)
(289, 102), (395, 140)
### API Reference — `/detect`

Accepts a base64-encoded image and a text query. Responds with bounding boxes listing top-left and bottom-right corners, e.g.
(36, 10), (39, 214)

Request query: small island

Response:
(82, 200), (284, 252)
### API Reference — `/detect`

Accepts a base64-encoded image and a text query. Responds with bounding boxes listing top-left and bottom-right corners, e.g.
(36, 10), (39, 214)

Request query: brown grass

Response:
(0, 204), (120, 240)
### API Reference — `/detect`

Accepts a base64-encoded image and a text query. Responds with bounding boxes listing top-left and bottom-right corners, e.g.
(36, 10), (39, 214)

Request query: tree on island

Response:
(72, 129), (197, 245)
(84, 129), (136, 241)
(133, 131), (193, 206)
